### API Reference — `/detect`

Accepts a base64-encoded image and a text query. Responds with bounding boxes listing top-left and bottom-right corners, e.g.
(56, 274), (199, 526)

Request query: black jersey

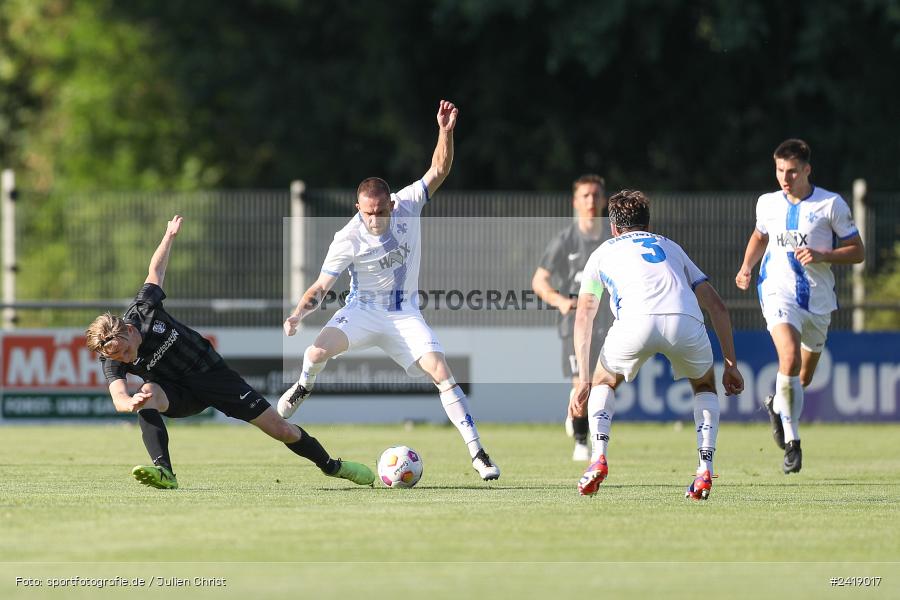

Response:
(101, 283), (225, 384)
(538, 222), (612, 337)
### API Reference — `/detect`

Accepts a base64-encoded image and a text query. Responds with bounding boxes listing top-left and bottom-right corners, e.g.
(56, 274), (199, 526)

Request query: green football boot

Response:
(132, 465), (179, 489)
(326, 459), (375, 486)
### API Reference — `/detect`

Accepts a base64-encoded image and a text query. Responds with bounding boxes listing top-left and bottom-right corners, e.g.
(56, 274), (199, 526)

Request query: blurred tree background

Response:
(3, 0), (900, 192)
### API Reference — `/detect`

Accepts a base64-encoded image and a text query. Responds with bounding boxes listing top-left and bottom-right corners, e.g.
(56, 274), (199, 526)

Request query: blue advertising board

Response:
(609, 332), (900, 422)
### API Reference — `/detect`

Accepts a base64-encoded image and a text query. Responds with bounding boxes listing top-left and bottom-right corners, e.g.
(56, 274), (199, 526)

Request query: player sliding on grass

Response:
(279, 100), (500, 481)
(85, 215), (375, 490)
(735, 139), (864, 474)
(570, 190), (744, 500)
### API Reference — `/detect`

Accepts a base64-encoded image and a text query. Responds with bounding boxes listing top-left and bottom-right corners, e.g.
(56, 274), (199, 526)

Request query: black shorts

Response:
(155, 366), (271, 422)
(561, 333), (604, 379)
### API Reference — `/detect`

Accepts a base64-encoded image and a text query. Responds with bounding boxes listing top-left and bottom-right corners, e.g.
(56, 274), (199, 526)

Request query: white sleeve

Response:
(830, 195), (859, 241)
(394, 179), (429, 216)
(672, 241), (708, 290)
(579, 251), (605, 298)
(754, 196), (768, 235)
(320, 232), (354, 277)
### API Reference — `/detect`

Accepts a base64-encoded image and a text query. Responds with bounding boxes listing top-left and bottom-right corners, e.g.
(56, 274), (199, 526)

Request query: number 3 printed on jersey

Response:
(632, 237), (667, 263)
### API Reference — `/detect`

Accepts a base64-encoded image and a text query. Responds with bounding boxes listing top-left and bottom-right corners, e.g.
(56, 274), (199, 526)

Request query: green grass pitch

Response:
(1, 422), (898, 599)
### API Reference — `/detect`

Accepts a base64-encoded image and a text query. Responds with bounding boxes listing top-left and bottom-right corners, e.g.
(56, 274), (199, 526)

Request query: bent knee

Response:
(689, 369), (717, 394)
(140, 382), (161, 394)
(306, 345), (332, 363)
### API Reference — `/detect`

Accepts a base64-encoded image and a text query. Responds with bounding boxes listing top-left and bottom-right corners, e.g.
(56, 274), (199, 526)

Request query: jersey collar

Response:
(781, 185), (816, 205)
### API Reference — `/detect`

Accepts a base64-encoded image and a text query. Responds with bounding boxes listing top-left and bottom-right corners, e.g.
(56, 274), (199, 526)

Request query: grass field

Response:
(2, 422), (899, 599)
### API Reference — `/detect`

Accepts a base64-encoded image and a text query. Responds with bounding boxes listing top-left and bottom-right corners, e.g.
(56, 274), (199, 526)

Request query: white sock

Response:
(440, 386), (482, 458)
(299, 347), (328, 389)
(588, 385), (615, 461)
(693, 392), (720, 476)
(774, 372), (803, 443)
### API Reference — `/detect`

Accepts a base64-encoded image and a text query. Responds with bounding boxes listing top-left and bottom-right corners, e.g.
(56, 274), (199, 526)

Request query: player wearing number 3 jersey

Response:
(570, 190), (744, 500)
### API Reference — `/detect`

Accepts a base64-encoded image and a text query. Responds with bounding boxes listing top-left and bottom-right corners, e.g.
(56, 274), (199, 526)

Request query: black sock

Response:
(285, 426), (339, 474)
(138, 409), (172, 472)
(573, 416), (589, 445)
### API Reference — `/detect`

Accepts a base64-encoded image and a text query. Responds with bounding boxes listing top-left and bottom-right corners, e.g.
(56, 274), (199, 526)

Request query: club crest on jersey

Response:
(378, 242), (411, 269)
(776, 231), (807, 248)
(152, 320), (166, 334)
(396, 222), (408, 234)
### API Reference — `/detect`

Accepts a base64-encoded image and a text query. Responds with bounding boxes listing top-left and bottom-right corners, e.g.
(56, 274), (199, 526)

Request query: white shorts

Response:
(762, 301), (831, 352)
(599, 314), (713, 383)
(325, 306), (444, 377)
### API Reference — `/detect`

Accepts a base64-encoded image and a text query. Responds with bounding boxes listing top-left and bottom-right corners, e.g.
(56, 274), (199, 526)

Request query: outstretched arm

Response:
(283, 272), (338, 336)
(694, 281), (744, 395)
(145, 215), (183, 287)
(423, 100), (458, 197)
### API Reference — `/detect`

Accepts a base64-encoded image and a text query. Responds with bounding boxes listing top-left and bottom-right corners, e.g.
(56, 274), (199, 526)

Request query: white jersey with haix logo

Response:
(754, 186), (858, 315)
(580, 232), (708, 323)
(320, 179), (428, 312)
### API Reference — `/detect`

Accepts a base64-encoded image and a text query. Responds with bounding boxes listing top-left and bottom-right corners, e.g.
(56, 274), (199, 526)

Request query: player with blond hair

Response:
(86, 215), (374, 490)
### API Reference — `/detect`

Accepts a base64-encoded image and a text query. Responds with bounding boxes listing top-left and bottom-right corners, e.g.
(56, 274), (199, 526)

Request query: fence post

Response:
(289, 180), (306, 317)
(2, 169), (17, 330)
(852, 178), (867, 332)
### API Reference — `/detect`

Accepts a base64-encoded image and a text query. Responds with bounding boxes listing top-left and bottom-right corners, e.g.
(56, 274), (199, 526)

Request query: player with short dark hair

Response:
(279, 100), (501, 481)
(735, 138), (865, 474)
(85, 215), (375, 490)
(572, 190), (744, 499)
(532, 174), (612, 461)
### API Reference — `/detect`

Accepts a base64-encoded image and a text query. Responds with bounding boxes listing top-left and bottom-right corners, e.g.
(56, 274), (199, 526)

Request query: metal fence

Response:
(3, 188), (289, 327)
(1, 181), (898, 330)
(304, 187), (896, 330)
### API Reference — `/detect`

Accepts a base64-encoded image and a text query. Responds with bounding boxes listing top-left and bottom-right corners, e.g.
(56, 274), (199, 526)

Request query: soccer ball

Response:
(377, 445), (424, 488)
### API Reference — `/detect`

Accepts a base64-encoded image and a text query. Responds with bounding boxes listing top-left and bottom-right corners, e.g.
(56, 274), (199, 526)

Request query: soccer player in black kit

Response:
(532, 175), (613, 462)
(85, 215), (375, 489)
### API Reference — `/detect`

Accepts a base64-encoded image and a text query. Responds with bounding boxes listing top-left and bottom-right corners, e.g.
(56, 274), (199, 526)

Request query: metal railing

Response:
(1, 176), (897, 330)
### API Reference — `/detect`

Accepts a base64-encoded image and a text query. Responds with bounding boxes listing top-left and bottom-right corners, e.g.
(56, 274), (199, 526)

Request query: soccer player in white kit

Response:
(571, 190), (744, 499)
(735, 139), (864, 474)
(278, 100), (500, 481)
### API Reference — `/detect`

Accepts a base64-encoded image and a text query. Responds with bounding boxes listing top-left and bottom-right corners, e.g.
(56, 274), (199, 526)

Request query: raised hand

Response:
(436, 100), (458, 131)
(166, 215), (183, 238)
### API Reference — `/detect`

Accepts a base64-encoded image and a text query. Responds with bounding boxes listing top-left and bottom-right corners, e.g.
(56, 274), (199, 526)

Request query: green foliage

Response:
(3, 0), (900, 191)
(866, 242), (900, 330)
(0, 0), (217, 191)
